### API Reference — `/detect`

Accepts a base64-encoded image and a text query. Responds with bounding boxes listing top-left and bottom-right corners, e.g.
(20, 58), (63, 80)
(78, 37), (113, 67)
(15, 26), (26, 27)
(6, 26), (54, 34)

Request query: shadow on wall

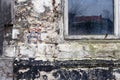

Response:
(13, 59), (120, 80)
(53, 68), (116, 80)
(14, 68), (120, 80)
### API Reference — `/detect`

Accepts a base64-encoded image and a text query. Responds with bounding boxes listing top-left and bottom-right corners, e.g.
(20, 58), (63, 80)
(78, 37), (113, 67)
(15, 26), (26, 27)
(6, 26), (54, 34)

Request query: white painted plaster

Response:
(32, 0), (53, 13)
(17, 0), (27, 3)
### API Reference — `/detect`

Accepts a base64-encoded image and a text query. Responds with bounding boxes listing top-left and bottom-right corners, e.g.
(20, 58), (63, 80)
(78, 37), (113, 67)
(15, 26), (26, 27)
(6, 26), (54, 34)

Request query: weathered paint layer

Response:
(1, 0), (120, 79)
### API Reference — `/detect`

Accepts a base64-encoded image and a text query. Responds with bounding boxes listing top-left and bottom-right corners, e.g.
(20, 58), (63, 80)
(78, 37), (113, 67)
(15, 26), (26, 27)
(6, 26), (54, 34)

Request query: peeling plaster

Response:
(2, 0), (120, 61)
(32, 0), (53, 13)
(1, 0), (120, 79)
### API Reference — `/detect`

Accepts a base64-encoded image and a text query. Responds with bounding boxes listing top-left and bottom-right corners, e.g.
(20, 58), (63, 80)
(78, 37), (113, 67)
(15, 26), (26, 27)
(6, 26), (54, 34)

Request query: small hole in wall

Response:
(0, 50), (3, 56)
(4, 24), (13, 45)
(42, 75), (48, 80)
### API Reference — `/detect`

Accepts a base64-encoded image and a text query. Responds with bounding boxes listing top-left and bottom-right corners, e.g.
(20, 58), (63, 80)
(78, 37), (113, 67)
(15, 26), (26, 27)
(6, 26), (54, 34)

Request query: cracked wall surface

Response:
(1, 0), (120, 79)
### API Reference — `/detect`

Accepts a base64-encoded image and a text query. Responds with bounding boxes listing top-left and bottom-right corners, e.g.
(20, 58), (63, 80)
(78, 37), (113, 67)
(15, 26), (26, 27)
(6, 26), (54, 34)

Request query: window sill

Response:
(64, 35), (120, 43)
(65, 35), (120, 39)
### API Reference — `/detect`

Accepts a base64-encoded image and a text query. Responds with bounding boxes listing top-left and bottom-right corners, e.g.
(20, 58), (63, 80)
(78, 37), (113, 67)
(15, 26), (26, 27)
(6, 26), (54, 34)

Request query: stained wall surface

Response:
(1, 0), (120, 80)
(4, 0), (120, 61)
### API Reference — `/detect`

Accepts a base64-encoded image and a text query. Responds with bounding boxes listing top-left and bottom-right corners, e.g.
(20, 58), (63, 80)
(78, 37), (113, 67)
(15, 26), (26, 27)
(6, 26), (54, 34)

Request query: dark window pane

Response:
(68, 0), (114, 35)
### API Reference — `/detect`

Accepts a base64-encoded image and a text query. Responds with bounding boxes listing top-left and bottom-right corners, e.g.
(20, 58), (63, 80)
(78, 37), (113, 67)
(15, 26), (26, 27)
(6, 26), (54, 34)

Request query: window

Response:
(64, 0), (119, 39)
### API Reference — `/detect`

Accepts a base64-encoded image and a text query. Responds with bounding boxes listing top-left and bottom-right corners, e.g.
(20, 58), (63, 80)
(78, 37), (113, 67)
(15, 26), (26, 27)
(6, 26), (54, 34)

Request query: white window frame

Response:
(64, 0), (120, 39)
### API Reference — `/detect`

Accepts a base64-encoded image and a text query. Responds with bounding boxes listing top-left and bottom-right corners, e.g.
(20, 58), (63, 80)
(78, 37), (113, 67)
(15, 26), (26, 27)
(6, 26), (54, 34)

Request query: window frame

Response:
(64, 0), (120, 40)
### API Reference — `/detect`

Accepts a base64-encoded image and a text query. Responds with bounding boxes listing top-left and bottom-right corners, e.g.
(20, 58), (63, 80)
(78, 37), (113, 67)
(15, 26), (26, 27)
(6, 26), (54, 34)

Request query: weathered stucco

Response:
(3, 0), (120, 60)
(1, 0), (120, 79)
(0, 59), (13, 80)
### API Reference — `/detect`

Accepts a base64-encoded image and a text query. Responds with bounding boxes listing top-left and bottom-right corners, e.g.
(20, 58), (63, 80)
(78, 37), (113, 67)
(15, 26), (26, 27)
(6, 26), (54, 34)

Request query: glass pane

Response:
(68, 0), (114, 35)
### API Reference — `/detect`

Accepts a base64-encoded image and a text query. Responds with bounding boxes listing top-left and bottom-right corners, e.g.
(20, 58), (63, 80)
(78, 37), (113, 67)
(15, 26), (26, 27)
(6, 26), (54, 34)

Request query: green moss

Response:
(88, 44), (97, 58)
(89, 44), (96, 52)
